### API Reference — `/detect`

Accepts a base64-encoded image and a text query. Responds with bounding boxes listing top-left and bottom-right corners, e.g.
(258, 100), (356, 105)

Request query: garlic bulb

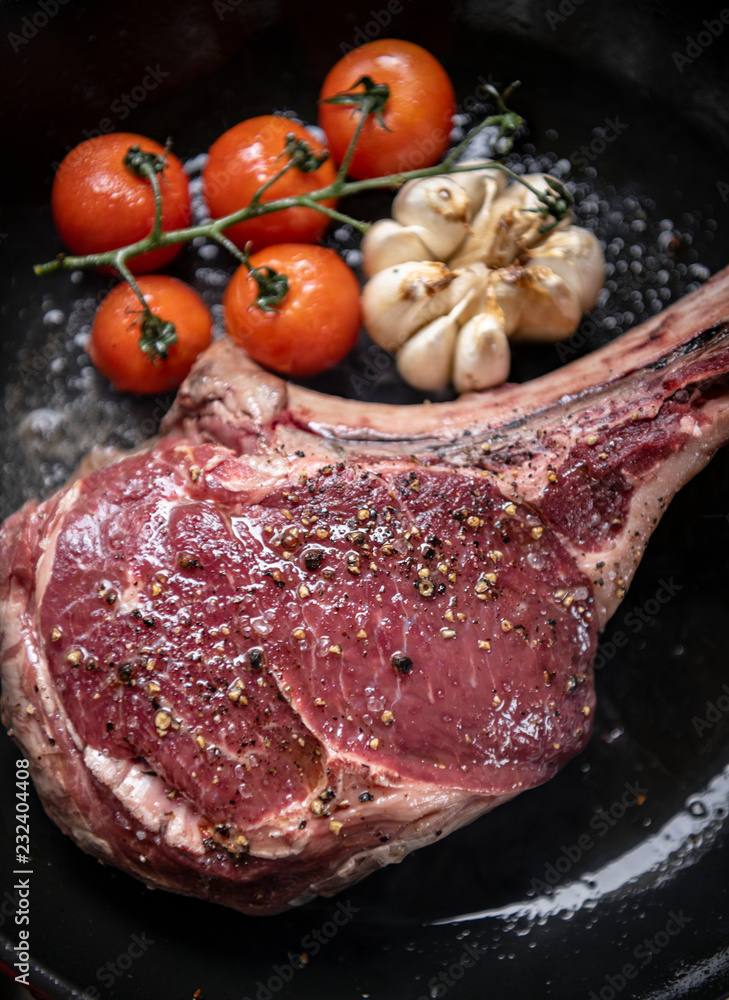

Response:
(361, 166), (605, 394)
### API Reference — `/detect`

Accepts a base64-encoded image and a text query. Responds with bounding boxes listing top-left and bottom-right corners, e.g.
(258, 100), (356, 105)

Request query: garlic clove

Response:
(496, 265), (582, 342)
(396, 314), (459, 392)
(446, 161), (505, 215)
(525, 227), (604, 312)
(393, 177), (473, 260)
(361, 219), (434, 278)
(452, 311), (511, 393)
(362, 261), (483, 354)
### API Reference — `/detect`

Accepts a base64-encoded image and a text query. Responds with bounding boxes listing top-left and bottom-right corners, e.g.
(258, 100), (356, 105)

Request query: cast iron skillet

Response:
(1, 2), (728, 998)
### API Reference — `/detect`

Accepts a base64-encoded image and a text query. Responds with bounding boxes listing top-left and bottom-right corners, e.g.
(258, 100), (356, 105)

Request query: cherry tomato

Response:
(318, 39), (456, 180)
(223, 244), (361, 377)
(203, 116), (338, 251)
(52, 133), (191, 274)
(90, 276), (212, 394)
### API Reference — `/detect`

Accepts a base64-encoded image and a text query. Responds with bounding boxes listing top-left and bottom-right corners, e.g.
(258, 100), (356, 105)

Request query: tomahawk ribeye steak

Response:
(2, 268), (729, 914)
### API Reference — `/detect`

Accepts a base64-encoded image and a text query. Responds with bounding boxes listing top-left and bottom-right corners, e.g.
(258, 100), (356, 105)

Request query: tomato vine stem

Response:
(34, 82), (572, 291)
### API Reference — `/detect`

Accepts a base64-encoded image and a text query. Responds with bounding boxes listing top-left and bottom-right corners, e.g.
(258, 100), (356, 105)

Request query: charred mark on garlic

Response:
(178, 552), (200, 570)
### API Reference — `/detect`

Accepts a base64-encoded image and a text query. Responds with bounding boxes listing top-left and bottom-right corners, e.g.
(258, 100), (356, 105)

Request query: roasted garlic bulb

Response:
(361, 165), (605, 393)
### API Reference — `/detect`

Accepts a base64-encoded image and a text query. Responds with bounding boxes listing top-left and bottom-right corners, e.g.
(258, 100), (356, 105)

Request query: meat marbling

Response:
(2, 267), (729, 915)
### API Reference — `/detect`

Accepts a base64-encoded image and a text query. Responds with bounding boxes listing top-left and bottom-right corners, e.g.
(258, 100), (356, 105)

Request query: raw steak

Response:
(2, 267), (729, 915)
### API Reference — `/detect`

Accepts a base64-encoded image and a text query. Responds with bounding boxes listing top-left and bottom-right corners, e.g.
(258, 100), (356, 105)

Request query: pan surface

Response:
(1, 2), (728, 998)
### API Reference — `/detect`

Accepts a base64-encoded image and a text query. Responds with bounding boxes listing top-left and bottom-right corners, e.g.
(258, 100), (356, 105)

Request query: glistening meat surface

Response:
(3, 266), (729, 914)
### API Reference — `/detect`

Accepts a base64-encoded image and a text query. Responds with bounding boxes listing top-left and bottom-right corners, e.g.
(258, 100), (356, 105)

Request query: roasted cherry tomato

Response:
(318, 39), (456, 180)
(52, 133), (191, 274)
(223, 244), (361, 377)
(90, 276), (212, 394)
(203, 116), (338, 251)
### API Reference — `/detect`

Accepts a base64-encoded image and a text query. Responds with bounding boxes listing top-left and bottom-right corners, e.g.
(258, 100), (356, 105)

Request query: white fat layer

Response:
(34, 481), (82, 609)
(83, 748), (205, 854)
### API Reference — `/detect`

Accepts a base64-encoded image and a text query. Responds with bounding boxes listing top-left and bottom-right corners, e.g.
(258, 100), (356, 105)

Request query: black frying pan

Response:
(1, 2), (728, 998)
